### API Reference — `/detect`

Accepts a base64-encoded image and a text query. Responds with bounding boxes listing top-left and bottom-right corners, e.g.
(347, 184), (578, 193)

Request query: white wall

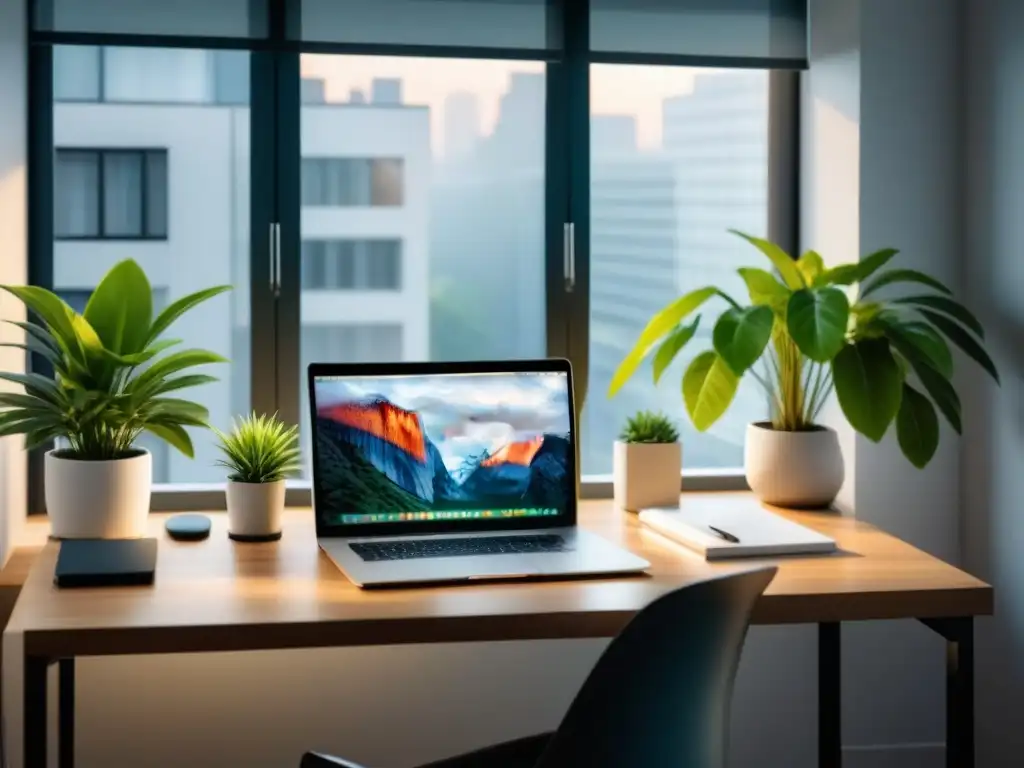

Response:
(963, 1), (1024, 765)
(802, 0), (964, 764)
(0, 0), (27, 566)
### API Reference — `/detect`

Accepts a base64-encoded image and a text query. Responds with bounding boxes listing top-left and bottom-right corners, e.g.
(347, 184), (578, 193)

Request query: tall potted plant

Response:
(0, 260), (229, 538)
(609, 231), (1000, 508)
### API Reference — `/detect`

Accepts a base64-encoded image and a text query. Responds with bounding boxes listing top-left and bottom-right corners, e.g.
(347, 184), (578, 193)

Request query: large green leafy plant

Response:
(0, 260), (230, 460)
(609, 231), (999, 468)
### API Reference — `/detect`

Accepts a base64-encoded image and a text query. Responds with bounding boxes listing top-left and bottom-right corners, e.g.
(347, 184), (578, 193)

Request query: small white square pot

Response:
(613, 441), (682, 512)
(226, 479), (285, 542)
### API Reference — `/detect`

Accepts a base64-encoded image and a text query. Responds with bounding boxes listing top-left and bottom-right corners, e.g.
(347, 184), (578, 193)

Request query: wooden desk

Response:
(4, 494), (993, 768)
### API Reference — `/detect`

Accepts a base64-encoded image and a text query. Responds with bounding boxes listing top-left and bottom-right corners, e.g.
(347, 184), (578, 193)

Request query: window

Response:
(302, 239), (402, 290)
(298, 55), (548, 476)
(582, 66), (771, 476)
(302, 157), (405, 206)
(32, 10), (802, 504)
(50, 47), (250, 488)
(54, 149), (168, 239)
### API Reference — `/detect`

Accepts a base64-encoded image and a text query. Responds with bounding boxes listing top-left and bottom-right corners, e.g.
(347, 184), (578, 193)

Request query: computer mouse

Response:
(165, 514), (212, 541)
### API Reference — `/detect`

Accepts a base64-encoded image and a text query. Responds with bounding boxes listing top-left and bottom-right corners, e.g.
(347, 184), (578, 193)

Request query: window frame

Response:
(53, 146), (169, 241)
(26, 0), (801, 512)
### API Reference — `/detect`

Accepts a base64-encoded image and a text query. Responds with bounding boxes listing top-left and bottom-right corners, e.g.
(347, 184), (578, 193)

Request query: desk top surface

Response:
(5, 493), (992, 658)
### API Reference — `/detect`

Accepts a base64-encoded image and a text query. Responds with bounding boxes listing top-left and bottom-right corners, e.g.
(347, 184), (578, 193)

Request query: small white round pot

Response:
(226, 479), (285, 542)
(45, 449), (152, 539)
(744, 422), (844, 508)
(613, 440), (682, 512)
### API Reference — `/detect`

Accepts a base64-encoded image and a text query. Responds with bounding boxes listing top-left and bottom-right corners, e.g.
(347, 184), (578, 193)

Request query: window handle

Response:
(563, 222), (575, 293)
(270, 222), (281, 297)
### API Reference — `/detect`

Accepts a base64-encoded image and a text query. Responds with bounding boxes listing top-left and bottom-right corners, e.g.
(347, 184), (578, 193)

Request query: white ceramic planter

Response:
(744, 422), (844, 508)
(613, 440), (682, 512)
(44, 449), (152, 539)
(226, 479), (285, 541)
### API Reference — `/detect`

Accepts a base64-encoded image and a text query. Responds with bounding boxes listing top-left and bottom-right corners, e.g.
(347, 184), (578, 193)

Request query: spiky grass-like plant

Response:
(214, 412), (301, 484)
(619, 411), (680, 444)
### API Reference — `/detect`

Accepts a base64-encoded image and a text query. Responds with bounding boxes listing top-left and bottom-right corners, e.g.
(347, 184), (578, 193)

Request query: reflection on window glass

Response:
(583, 66), (769, 476)
(298, 55), (547, 474)
(53, 46), (250, 484)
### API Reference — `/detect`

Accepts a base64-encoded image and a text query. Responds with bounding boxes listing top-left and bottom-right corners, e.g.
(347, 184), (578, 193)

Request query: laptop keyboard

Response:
(350, 534), (568, 562)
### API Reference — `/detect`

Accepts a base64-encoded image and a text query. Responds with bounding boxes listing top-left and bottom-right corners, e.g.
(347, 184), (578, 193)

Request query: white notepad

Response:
(638, 497), (837, 560)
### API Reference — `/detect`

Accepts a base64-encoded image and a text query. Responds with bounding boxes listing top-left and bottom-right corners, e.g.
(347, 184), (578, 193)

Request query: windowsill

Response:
(143, 471), (749, 510)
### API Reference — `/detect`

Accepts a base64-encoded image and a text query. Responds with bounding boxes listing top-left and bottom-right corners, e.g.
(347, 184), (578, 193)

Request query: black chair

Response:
(301, 566), (777, 768)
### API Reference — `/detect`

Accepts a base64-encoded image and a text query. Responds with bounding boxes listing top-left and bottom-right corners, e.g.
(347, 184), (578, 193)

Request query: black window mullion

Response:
(140, 150), (150, 237)
(96, 149), (106, 237)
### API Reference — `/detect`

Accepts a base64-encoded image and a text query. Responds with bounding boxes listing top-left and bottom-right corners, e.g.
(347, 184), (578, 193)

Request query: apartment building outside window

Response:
(302, 239), (402, 290)
(54, 148), (168, 239)
(301, 157), (404, 206)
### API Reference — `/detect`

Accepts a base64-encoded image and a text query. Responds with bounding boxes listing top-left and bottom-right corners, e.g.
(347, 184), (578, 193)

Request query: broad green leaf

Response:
(911, 357), (962, 433)
(0, 287), (90, 371)
(146, 423), (195, 458)
(0, 371), (63, 404)
(83, 259), (153, 355)
(921, 310), (1000, 384)
(738, 268), (791, 314)
(729, 230), (804, 289)
(147, 397), (210, 421)
(652, 317), (700, 384)
(148, 374), (220, 397)
(0, 341), (65, 372)
(145, 286), (231, 347)
(0, 392), (62, 413)
(713, 305), (774, 375)
(608, 286), (717, 396)
(861, 269), (953, 298)
(896, 383), (940, 469)
(831, 338), (903, 442)
(879, 318), (953, 379)
(797, 250), (826, 286)
(786, 288), (850, 362)
(5, 320), (62, 356)
(127, 349), (228, 398)
(897, 295), (985, 338)
(682, 351), (739, 431)
(823, 248), (898, 287)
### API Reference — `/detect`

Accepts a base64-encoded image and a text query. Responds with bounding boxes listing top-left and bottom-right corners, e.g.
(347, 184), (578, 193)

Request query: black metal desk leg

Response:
(23, 655), (48, 768)
(819, 622), (842, 768)
(59, 658), (76, 768)
(922, 617), (974, 768)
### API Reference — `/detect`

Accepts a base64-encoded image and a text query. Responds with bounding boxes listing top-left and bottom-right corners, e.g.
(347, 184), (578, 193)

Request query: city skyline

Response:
(301, 55), (730, 152)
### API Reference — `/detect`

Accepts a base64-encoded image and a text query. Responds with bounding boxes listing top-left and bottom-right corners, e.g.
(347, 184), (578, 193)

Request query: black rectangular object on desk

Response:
(54, 538), (158, 588)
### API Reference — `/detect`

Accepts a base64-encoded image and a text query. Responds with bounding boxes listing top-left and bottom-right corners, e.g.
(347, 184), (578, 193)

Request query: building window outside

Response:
(54, 148), (168, 239)
(301, 239), (402, 290)
(301, 158), (404, 206)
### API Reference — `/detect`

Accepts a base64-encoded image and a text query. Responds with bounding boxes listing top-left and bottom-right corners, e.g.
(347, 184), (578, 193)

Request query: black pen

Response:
(708, 525), (740, 544)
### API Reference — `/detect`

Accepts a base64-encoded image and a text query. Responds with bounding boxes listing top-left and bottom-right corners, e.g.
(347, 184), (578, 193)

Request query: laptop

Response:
(307, 359), (650, 588)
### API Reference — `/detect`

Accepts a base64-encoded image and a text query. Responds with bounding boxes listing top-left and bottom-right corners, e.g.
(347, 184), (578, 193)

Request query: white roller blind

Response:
(590, 0), (807, 63)
(36, 0), (266, 38)
(298, 0), (556, 49)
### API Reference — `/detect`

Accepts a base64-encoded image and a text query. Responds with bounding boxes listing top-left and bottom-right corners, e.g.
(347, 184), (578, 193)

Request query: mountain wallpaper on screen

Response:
(313, 374), (572, 523)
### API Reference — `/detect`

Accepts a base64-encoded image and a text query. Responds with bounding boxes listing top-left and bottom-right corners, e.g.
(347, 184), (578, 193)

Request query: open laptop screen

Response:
(310, 368), (574, 532)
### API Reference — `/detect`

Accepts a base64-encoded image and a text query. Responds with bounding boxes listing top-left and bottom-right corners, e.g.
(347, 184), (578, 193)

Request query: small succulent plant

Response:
(618, 411), (680, 444)
(214, 412), (301, 483)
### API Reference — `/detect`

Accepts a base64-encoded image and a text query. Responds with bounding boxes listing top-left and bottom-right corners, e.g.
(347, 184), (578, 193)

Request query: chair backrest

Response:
(534, 566), (777, 768)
